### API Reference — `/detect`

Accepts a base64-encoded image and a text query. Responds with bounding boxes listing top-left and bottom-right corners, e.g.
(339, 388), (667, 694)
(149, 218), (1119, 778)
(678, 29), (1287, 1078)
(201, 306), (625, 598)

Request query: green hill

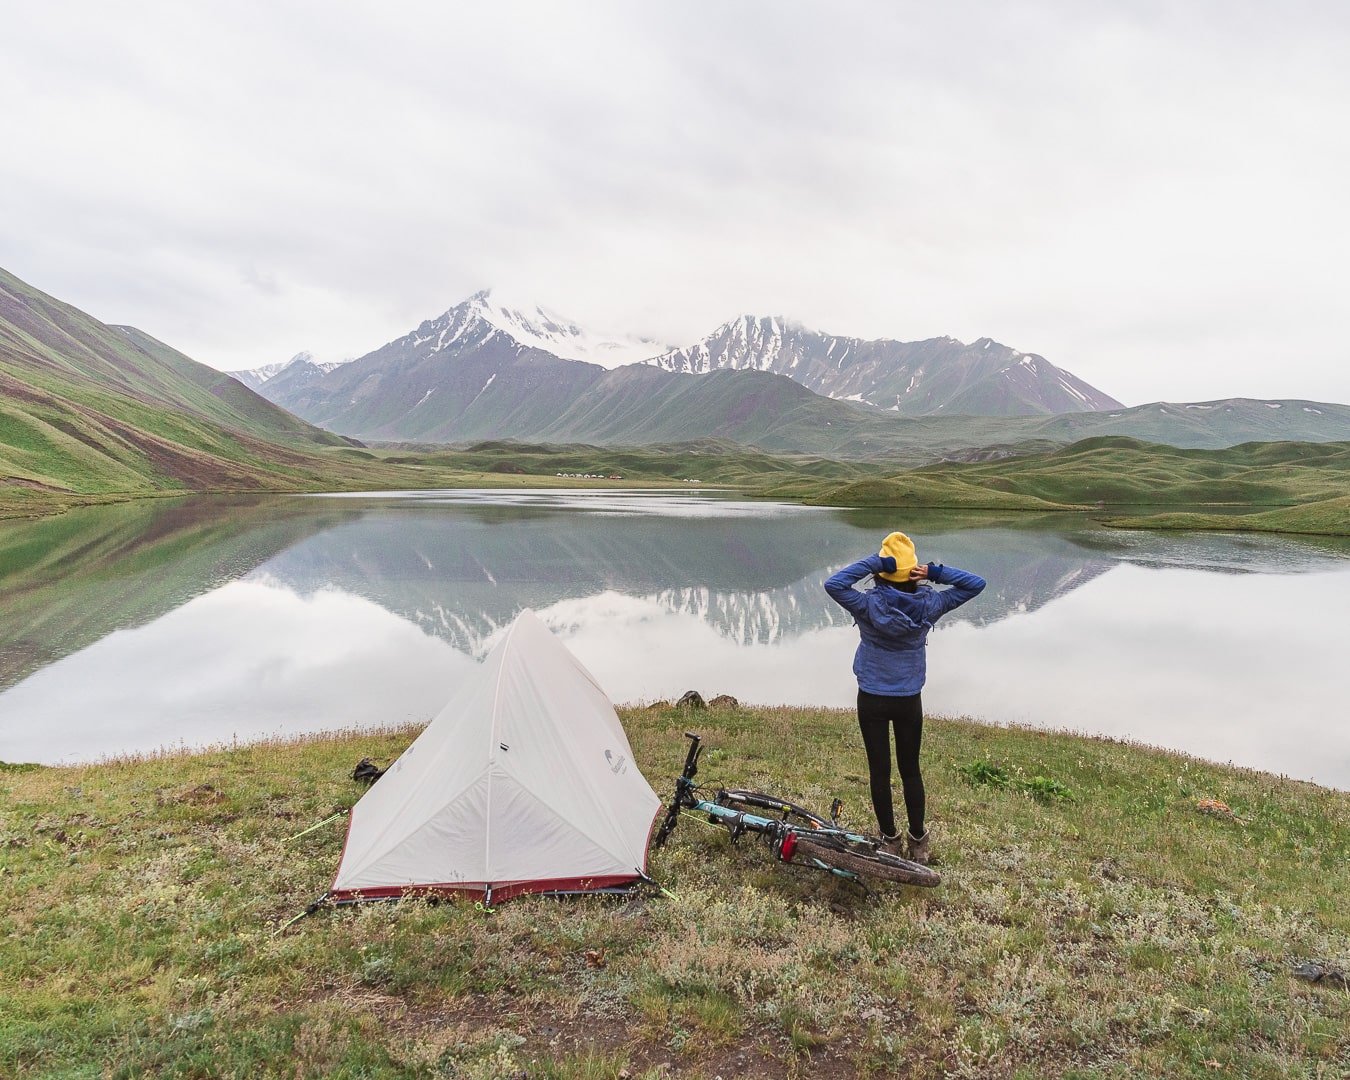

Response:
(1105, 495), (1350, 537)
(0, 266), (368, 514)
(806, 437), (1350, 534)
(808, 475), (1077, 511)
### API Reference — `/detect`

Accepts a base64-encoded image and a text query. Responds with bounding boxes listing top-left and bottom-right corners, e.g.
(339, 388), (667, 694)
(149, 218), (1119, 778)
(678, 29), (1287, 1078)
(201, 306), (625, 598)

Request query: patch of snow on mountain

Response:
(228, 359), (293, 384)
(1057, 375), (1090, 405)
(464, 373), (498, 408)
(465, 291), (667, 367)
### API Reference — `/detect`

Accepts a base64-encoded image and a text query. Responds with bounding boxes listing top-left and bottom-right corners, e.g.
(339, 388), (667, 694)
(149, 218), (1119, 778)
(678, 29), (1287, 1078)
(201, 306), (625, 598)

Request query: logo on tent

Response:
(605, 749), (628, 775)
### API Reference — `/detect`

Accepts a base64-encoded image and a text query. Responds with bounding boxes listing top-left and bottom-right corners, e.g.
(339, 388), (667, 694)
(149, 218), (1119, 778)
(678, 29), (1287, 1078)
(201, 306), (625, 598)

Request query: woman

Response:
(824, 531), (985, 864)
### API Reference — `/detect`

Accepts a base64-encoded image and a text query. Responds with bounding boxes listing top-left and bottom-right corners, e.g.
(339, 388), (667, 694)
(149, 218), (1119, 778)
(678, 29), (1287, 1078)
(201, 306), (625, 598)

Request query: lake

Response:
(1, 490), (1347, 788)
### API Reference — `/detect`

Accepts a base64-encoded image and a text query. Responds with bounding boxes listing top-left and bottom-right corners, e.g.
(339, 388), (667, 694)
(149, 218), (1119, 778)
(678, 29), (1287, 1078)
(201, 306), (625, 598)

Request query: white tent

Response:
(329, 610), (662, 903)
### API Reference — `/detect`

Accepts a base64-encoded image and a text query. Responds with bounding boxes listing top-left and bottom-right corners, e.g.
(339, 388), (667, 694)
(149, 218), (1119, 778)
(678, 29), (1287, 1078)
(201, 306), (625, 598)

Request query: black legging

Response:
(857, 689), (925, 838)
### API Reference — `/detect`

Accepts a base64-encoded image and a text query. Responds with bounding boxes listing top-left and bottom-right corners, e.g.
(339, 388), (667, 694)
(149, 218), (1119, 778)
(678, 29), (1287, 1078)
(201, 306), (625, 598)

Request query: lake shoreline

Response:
(6, 706), (1346, 795)
(7, 478), (1350, 538)
(0, 475), (695, 522)
(4, 705), (1346, 1077)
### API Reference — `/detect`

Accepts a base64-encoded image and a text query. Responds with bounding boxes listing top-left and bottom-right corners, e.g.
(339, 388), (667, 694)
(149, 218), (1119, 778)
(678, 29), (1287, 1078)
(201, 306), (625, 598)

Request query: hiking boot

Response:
(879, 832), (906, 858)
(906, 830), (932, 865)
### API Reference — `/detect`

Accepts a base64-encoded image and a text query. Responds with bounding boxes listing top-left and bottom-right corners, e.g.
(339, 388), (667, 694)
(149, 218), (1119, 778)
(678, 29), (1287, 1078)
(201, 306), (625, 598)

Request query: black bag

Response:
(351, 757), (386, 785)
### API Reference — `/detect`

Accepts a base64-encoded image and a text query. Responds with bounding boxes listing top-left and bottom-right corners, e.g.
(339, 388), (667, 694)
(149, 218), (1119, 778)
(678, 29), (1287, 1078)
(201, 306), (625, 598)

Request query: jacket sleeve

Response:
(926, 563), (986, 619)
(824, 555), (890, 621)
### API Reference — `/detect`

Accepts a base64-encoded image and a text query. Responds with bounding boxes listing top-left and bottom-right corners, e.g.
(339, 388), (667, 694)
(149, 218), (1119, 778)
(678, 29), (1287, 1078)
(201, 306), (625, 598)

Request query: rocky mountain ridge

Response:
(226, 351), (351, 391)
(647, 314), (1122, 416)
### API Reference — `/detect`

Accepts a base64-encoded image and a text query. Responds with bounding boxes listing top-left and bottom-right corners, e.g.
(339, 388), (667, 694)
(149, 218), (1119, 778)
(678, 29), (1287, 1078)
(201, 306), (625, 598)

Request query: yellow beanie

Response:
(877, 531), (918, 581)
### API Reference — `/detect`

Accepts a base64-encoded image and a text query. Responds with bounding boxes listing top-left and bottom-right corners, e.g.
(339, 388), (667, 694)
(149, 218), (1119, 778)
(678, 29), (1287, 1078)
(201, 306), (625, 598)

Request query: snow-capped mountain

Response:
(227, 351), (351, 391)
(647, 315), (1122, 417)
(254, 291), (619, 439)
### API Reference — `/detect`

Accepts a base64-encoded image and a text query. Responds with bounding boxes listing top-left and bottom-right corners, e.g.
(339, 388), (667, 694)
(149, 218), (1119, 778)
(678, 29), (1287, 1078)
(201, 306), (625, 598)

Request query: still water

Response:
(1, 490), (1346, 787)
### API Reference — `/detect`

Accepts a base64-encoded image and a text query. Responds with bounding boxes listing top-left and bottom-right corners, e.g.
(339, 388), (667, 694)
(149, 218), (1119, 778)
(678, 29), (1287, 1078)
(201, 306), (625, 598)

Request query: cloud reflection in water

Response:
(0, 582), (465, 764)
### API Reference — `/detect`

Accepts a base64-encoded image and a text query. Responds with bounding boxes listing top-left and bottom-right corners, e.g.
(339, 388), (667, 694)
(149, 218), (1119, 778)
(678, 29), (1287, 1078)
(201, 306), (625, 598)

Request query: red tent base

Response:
(328, 873), (646, 905)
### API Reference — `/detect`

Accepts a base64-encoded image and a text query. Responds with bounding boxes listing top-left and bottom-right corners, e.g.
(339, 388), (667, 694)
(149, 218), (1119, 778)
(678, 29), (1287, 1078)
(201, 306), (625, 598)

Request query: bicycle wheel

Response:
(792, 834), (941, 888)
(715, 789), (831, 830)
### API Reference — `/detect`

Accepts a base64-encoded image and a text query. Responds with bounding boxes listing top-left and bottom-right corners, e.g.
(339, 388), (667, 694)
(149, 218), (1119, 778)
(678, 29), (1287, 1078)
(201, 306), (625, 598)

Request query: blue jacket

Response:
(824, 555), (986, 696)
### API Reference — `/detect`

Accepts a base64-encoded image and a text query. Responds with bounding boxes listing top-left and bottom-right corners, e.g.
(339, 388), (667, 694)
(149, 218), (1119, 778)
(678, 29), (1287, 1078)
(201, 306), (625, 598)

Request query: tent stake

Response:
(635, 871), (678, 903)
(274, 894), (329, 935)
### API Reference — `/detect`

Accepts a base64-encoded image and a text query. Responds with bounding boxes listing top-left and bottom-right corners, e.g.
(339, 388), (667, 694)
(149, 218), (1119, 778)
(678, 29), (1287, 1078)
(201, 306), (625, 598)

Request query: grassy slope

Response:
(806, 475), (1078, 512)
(806, 438), (1350, 534)
(2, 708), (1345, 1079)
(0, 268), (343, 448)
(0, 267), (401, 514)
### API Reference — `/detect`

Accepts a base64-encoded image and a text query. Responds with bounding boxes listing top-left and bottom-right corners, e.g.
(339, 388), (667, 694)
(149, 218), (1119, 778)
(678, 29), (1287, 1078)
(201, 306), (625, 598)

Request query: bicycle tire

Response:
(716, 789), (831, 830)
(792, 834), (941, 888)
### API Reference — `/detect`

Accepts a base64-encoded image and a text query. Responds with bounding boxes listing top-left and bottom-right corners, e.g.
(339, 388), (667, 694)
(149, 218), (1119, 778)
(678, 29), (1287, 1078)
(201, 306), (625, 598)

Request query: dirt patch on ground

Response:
(96, 414), (265, 490)
(158, 783), (230, 807)
(0, 369), (60, 406)
(0, 476), (63, 491)
(323, 987), (865, 1078)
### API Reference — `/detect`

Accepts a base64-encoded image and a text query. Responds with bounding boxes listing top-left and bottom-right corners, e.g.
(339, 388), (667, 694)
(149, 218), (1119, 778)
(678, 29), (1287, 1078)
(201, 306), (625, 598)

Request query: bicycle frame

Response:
(654, 732), (878, 881)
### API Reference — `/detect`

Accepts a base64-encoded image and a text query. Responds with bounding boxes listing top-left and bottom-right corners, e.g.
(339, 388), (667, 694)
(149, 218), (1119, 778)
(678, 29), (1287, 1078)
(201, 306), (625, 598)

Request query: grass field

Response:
(3, 707), (1346, 1079)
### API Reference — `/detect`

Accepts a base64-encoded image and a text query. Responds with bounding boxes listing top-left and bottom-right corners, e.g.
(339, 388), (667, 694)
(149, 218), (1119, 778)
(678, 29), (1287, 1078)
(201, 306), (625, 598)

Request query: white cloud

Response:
(2, 1), (1347, 404)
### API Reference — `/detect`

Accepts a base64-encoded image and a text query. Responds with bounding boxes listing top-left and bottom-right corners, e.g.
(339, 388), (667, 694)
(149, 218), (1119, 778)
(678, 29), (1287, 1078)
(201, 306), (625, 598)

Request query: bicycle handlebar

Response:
(681, 731), (702, 779)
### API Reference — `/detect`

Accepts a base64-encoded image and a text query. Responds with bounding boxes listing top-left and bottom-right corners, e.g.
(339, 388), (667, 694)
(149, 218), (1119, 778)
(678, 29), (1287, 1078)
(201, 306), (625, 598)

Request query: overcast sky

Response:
(3, 1), (1347, 405)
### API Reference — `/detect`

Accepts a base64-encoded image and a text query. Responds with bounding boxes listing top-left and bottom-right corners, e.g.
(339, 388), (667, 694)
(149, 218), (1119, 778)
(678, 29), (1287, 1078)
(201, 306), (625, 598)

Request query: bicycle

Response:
(652, 732), (940, 888)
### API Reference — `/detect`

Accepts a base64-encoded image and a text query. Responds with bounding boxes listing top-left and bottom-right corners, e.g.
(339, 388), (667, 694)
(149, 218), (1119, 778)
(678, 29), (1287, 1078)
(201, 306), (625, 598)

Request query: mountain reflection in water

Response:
(251, 497), (1116, 655)
(0, 490), (1345, 787)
